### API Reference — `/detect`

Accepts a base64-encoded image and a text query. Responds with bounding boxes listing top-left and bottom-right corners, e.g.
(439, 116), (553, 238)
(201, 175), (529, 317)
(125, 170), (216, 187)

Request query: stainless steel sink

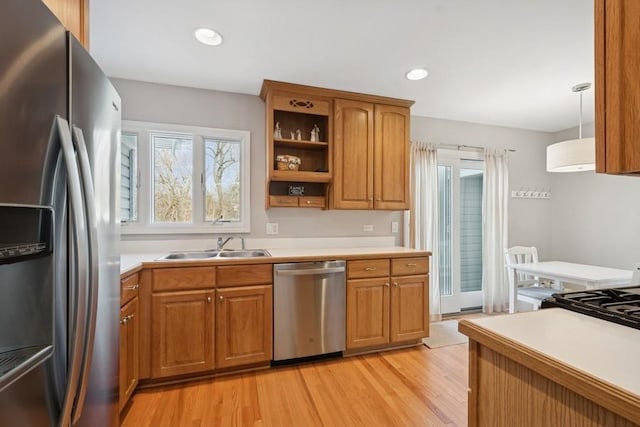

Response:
(159, 251), (219, 260)
(157, 249), (270, 260)
(217, 249), (271, 258)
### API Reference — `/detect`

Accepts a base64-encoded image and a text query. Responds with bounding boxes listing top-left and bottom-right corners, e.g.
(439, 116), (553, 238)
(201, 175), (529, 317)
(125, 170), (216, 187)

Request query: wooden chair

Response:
(504, 246), (556, 311)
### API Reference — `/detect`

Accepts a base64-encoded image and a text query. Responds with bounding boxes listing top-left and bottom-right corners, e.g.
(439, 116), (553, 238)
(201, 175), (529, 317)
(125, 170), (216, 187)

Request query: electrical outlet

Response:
(363, 224), (374, 232)
(266, 222), (279, 235)
(391, 221), (399, 233)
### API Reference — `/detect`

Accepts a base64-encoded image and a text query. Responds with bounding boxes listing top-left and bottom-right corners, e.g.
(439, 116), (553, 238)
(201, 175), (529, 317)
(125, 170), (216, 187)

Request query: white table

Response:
(507, 261), (633, 313)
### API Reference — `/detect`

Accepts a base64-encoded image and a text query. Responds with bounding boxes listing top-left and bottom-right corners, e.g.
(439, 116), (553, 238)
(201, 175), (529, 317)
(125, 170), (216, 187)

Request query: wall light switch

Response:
(266, 222), (279, 235)
(391, 221), (399, 233)
(363, 224), (374, 232)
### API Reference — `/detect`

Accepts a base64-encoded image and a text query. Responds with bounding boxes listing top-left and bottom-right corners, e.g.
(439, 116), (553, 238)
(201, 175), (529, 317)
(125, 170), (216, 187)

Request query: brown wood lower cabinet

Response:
(346, 257), (429, 350)
(215, 285), (273, 369)
(347, 278), (390, 348)
(151, 289), (215, 378)
(119, 272), (139, 412)
(119, 297), (139, 412)
(390, 275), (429, 342)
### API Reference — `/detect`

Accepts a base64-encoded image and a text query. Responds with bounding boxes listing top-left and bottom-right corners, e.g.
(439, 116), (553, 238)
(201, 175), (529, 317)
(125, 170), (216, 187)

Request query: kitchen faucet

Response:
(216, 236), (246, 251)
(217, 236), (233, 251)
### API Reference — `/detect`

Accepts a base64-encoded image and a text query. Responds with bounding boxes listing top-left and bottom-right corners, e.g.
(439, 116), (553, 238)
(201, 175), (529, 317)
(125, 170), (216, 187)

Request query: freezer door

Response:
(0, 1), (67, 426)
(0, 0), (67, 205)
(68, 35), (121, 427)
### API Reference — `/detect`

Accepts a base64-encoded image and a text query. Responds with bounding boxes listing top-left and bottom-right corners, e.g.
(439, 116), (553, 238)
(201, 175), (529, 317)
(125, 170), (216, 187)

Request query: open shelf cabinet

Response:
(261, 82), (333, 208)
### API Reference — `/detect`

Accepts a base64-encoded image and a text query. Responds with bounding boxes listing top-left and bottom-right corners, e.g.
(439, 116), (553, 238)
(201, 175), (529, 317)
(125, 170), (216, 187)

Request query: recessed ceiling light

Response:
(194, 28), (223, 46)
(405, 68), (429, 81)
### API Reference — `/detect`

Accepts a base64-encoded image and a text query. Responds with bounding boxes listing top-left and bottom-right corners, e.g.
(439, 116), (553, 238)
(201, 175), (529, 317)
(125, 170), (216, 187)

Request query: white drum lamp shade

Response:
(546, 82), (595, 173)
(546, 137), (595, 172)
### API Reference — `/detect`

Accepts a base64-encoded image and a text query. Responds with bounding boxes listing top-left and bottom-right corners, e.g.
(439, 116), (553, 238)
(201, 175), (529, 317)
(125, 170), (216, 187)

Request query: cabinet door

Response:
(151, 290), (215, 378)
(215, 285), (272, 369)
(374, 104), (410, 209)
(346, 278), (390, 349)
(390, 275), (429, 343)
(333, 99), (374, 209)
(41, 0), (89, 47)
(595, 0), (640, 174)
(119, 297), (139, 412)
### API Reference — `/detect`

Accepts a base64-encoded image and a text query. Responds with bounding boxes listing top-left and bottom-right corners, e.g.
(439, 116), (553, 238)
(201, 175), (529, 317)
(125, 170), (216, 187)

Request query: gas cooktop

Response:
(541, 286), (640, 330)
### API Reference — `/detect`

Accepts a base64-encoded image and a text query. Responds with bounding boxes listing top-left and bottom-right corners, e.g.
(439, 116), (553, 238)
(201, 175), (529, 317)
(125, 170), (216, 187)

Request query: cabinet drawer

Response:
(152, 267), (216, 292)
(217, 264), (273, 287)
(269, 195), (299, 207)
(299, 196), (326, 208)
(273, 95), (329, 115)
(391, 257), (429, 276)
(120, 272), (139, 306)
(347, 259), (390, 279)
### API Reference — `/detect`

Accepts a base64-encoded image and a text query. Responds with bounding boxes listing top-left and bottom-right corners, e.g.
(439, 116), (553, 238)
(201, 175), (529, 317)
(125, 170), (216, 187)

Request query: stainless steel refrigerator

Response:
(0, 0), (121, 425)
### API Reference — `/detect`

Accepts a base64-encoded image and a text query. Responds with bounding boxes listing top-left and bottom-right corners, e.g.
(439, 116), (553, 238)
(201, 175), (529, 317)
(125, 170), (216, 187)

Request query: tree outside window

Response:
(153, 135), (193, 223)
(205, 139), (240, 222)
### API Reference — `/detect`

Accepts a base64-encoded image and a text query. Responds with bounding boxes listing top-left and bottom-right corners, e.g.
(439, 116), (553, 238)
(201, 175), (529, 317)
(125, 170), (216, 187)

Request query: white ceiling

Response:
(90, 0), (594, 133)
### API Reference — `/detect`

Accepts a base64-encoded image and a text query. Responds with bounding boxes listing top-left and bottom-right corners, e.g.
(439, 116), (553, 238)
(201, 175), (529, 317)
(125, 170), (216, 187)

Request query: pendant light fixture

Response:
(546, 82), (595, 172)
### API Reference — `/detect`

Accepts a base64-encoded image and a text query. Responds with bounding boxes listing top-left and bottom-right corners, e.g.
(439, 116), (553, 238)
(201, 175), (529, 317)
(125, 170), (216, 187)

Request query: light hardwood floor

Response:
(121, 343), (468, 426)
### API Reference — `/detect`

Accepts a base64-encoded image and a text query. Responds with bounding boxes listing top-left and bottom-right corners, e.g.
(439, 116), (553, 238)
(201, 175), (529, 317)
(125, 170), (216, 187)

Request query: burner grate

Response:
(542, 286), (640, 330)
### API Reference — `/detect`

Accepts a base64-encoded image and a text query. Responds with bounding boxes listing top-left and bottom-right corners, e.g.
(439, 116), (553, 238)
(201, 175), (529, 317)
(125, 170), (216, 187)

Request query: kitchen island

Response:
(459, 309), (640, 426)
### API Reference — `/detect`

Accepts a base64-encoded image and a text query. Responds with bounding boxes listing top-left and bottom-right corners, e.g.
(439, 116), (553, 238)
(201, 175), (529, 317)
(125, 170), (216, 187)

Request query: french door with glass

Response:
(438, 153), (484, 314)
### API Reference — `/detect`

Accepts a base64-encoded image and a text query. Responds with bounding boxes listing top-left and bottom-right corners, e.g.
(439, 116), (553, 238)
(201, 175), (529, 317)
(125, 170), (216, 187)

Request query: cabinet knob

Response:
(393, 282), (399, 287)
(385, 282), (390, 288)
(120, 317), (128, 325)
(207, 296), (212, 303)
(123, 284), (139, 291)
(364, 267), (377, 271)
(306, 200), (311, 204)
(127, 314), (135, 320)
(218, 295), (224, 302)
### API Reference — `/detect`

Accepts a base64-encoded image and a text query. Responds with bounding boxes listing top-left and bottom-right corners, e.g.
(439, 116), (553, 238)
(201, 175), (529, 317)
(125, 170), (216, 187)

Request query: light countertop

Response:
(462, 308), (640, 397)
(120, 246), (429, 276)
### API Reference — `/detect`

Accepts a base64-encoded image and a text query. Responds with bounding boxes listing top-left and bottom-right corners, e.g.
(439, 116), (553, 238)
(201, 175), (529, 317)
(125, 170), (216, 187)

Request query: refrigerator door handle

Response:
(55, 116), (90, 427)
(69, 126), (100, 424)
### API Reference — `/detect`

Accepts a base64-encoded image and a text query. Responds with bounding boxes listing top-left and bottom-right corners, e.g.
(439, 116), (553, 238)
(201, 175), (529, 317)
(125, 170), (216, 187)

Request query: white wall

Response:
(549, 123), (640, 269)
(411, 117), (555, 259)
(114, 79), (557, 255)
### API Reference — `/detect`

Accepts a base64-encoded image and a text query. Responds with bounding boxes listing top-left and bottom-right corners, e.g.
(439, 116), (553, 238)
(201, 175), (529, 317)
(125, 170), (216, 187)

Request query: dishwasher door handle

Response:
(276, 267), (345, 276)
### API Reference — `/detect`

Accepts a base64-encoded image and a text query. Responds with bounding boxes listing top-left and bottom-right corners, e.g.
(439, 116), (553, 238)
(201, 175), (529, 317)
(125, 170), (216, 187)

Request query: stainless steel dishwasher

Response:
(273, 260), (346, 361)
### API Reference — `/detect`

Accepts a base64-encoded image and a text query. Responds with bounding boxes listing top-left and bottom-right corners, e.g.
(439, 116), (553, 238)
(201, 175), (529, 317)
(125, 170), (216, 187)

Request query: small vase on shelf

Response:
(274, 121), (282, 139)
(310, 124), (320, 142)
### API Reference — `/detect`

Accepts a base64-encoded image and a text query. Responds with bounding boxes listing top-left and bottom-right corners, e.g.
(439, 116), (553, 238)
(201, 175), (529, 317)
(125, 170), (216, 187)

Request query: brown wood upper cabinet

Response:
(41, 0), (89, 48)
(261, 80), (413, 209)
(333, 100), (410, 210)
(595, 0), (640, 175)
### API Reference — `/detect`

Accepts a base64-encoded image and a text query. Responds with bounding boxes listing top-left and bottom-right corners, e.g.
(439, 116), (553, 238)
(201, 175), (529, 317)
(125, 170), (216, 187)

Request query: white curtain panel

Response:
(406, 141), (441, 321)
(482, 149), (510, 313)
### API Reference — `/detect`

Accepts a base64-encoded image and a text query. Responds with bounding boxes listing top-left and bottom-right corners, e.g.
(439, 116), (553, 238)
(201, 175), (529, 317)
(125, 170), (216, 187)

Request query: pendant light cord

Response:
(578, 90), (583, 139)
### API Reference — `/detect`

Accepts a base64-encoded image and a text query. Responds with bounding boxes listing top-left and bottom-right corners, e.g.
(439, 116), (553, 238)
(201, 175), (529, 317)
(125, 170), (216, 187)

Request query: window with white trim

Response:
(120, 120), (251, 234)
